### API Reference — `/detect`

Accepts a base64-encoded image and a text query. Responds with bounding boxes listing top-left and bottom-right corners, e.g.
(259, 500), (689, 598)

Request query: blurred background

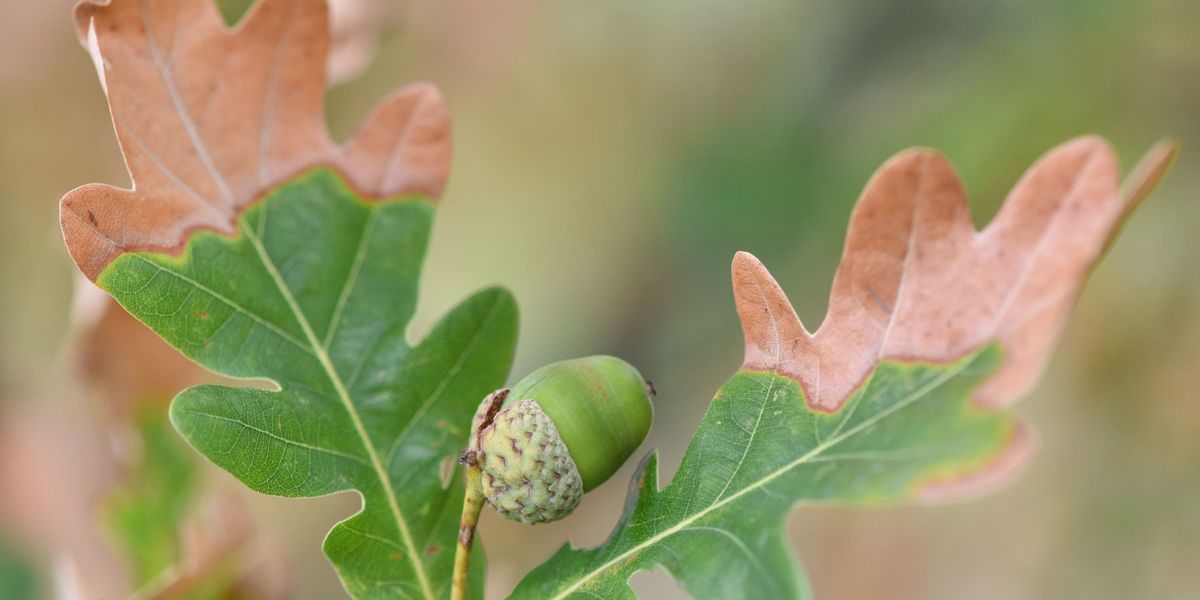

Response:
(2, 0), (1198, 598)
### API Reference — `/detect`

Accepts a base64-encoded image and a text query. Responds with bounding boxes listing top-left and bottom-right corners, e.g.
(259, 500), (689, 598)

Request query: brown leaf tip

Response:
(62, 0), (452, 281)
(734, 136), (1172, 412)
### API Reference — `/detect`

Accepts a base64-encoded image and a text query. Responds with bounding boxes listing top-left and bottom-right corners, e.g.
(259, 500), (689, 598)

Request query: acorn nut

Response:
(467, 356), (654, 524)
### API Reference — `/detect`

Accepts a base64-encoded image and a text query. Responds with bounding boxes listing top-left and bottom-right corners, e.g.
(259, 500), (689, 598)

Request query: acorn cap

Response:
(503, 355), (653, 491)
(476, 398), (583, 523)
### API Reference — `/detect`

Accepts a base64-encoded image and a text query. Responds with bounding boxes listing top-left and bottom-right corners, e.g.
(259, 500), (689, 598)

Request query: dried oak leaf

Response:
(62, 0), (450, 280)
(734, 136), (1175, 497)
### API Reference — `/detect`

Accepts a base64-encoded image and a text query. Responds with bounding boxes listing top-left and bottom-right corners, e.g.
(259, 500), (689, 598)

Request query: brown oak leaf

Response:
(62, 0), (450, 280)
(732, 137), (1174, 497)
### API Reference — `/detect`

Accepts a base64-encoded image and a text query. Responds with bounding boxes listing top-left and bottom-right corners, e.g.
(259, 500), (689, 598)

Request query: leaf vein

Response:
(127, 254), (312, 354)
(385, 293), (506, 469)
(324, 209), (378, 350)
(177, 406), (369, 468)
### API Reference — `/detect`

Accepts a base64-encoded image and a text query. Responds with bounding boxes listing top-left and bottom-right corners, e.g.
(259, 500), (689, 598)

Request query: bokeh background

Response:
(2, 0), (1198, 598)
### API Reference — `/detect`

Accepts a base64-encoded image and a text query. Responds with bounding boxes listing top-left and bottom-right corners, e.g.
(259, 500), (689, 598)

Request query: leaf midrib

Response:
(136, 0), (235, 211)
(548, 356), (974, 600)
(239, 219), (436, 600)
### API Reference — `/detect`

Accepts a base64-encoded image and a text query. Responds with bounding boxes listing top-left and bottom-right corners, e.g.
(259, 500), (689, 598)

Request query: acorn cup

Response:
(451, 356), (654, 600)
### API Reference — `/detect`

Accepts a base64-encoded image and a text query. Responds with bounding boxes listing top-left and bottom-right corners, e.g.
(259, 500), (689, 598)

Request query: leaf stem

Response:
(451, 465), (485, 600)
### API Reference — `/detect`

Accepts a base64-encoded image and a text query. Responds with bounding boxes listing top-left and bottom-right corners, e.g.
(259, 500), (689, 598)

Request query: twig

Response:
(451, 464), (485, 600)
(451, 388), (507, 600)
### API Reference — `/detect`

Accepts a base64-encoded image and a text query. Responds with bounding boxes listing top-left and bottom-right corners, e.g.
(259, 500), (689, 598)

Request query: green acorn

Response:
(466, 356), (654, 524)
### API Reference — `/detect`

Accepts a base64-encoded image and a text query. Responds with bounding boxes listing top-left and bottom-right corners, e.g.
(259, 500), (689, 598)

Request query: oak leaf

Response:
(736, 137), (1175, 413)
(512, 138), (1174, 599)
(58, 1), (515, 598)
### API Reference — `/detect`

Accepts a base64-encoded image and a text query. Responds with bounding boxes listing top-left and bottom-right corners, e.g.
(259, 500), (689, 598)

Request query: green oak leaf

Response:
(98, 168), (517, 599)
(104, 406), (196, 586)
(512, 346), (1015, 599)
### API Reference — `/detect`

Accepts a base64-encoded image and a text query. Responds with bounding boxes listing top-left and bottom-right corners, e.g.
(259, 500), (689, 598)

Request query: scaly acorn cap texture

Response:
(471, 356), (654, 524)
(478, 398), (584, 523)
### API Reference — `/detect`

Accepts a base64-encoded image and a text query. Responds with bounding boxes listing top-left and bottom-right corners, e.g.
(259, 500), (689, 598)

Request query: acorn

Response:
(466, 356), (654, 524)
